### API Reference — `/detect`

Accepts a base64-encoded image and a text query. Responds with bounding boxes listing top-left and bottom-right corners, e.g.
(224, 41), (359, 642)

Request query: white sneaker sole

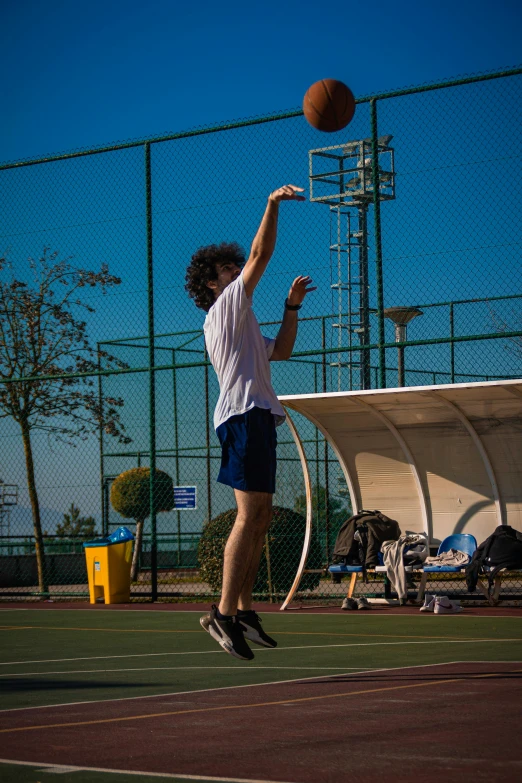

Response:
(200, 616), (253, 660)
(240, 623), (276, 648)
(434, 606), (462, 614)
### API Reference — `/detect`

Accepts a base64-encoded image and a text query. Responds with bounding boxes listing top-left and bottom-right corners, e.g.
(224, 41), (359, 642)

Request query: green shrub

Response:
(197, 505), (323, 597)
(110, 468), (174, 518)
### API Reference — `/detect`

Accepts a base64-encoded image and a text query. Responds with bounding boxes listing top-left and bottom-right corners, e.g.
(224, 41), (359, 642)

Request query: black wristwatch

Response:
(285, 299), (302, 311)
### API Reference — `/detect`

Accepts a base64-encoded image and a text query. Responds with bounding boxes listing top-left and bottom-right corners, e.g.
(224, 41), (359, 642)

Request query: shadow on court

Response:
(300, 670), (522, 686)
(0, 678), (155, 694)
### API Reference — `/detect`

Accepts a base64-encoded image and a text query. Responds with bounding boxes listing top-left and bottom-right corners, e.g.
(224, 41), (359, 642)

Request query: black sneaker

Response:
(357, 596), (371, 610)
(238, 610), (277, 648)
(341, 597), (358, 610)
(200, 605), (254, 661)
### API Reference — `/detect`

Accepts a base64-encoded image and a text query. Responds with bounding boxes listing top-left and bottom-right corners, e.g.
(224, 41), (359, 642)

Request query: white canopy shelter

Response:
(279, 379), (522, 608)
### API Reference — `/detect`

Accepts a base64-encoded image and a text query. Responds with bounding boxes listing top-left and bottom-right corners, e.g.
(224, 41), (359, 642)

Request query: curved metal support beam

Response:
(280, 409), (313, 611)
(351, 396), (431, 541)
(283, 404), (360, 516)
(429, 392), (504, 526)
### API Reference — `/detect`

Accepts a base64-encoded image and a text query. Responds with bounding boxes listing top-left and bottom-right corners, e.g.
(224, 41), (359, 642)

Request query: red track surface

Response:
(1, 662), (521, 783)
(1, 600), (522, 615)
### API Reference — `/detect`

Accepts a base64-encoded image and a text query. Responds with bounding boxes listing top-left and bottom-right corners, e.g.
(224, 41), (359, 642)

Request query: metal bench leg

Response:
(416, 572), (427, 603)
(476, 578), (496, 606)
(492, 574), (502, 604)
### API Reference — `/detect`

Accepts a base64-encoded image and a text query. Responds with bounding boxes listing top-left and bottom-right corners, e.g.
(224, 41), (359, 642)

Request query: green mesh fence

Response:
(1, 67), (521, 605)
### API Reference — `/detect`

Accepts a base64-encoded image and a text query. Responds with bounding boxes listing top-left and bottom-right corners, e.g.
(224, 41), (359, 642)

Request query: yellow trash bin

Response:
(83, 526), (134, 604)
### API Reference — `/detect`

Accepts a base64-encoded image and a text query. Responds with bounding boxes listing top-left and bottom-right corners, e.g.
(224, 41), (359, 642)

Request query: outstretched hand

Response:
(269, 184), (306, 204)
(287, 275), (317, 306)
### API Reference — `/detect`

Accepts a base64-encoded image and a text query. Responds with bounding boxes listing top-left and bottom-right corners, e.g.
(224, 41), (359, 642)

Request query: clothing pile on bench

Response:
(424, 549), (470, 568)
(381, 534), (428, 604)
(332, 510), (401, 570)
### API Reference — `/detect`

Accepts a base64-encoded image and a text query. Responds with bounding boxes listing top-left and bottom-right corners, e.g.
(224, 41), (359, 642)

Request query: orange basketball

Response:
(303, 79), (356, 132)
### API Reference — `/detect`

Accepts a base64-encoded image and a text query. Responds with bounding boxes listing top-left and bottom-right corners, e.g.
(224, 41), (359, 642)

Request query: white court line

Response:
(0, 632), (501, 667)
(0, 757), (295, 783)
(1, 638), (521, 678)
(1, 607), (521, 616)
(451, 660), (522, 664)
(0, 660), (461, 714)
(0, 651), (254, 666)
(1, 637), (520, 677)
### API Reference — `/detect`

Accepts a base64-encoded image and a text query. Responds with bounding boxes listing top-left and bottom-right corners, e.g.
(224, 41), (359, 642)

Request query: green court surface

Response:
(1, 608), (521, 713)
(0, 761), (221, 783)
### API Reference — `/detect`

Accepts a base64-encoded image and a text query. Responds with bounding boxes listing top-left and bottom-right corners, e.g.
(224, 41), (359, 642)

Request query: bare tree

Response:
(0, 249), (131, 594)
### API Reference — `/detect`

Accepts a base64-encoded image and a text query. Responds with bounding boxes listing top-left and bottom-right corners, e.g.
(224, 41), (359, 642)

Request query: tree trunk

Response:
(130, 518), (144, 582)
(20, 421), (47, 595)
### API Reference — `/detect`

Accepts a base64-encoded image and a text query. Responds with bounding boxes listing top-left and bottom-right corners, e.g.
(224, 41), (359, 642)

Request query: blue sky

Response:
(1, 0), (521, 163)
(1, 0), (521, 534)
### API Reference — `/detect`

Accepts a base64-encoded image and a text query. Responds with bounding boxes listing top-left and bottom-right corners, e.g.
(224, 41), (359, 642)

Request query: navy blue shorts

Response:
(216, 407), (277, 494)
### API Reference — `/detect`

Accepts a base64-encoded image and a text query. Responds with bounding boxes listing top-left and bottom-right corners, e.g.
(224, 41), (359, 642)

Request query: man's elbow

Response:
(271, 346), (292, 361)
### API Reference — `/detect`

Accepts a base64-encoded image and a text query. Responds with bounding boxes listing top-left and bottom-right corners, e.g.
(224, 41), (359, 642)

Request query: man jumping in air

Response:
(185, 185), (315, 660)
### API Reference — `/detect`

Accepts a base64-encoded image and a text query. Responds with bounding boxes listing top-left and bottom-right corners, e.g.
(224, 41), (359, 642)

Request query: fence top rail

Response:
(98, 292), (522, 347)
(2, 329), (522, 385)
(1, 66), (520, 171)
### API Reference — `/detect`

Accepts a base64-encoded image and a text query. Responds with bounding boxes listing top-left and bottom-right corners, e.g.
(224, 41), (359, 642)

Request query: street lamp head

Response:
(383, 306), (423, 326)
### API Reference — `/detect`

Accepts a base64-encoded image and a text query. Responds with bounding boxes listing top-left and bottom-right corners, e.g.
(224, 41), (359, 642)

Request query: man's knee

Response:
(234, 504), (271, 535)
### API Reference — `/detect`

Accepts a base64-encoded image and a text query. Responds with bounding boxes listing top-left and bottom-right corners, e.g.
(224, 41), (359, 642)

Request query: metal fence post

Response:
(450, 302), (455, 383)
(370, 98), (386, 389)
(321, 317), (330, 562)
(145, 141), (157, 602)
(97, 343), (106, 535)
(172, 349), (182, 567)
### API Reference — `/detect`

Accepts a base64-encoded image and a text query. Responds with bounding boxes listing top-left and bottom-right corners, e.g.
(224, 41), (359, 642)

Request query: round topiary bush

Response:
(197, 505), (323, 598)
(110, 467), (174, 580)
(110, 468), (174, 518)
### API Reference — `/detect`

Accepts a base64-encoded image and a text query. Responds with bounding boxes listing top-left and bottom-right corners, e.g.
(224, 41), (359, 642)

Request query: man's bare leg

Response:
(238, 495), (273, 611)
(219, 489), (272, 617)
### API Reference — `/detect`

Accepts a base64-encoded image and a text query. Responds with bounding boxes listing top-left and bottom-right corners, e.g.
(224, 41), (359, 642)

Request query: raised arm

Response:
(271, 276), (317, 361)
(242, 185), (305, 298)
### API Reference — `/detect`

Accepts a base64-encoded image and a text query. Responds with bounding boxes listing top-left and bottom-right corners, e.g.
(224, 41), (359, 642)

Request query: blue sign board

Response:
(173, 486), (197, 510)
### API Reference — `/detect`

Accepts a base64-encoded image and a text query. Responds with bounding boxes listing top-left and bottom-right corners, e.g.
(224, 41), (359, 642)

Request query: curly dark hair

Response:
(185, 242), (246, 312)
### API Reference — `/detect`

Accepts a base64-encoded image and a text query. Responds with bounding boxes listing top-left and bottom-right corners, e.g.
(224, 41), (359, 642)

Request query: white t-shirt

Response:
(203, 271), (286, 431)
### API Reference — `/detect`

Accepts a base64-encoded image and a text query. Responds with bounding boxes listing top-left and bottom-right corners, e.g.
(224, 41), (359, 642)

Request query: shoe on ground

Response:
(434, 596), (463, 614)
(357, 596), (371, 610)
(419, 593), (436, 612)
(200, 605), (254, 660)
(341, 597), (358, 611)
(238, 610), (277, 648)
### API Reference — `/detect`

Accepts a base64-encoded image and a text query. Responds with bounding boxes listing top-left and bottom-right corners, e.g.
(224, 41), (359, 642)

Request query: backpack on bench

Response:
(466, 525), (522, 592)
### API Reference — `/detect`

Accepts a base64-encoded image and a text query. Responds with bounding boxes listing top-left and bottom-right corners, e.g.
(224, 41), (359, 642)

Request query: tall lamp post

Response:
(383, 307), (423, 387)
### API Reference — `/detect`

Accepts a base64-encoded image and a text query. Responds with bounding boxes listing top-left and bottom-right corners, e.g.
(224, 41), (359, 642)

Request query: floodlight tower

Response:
(0, 479), (18, 537)
(309, 135), (395, 390)
(383, 307), (423, 387)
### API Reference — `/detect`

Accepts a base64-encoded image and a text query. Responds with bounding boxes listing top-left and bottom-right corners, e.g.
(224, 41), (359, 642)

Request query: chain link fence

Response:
(1, 67), (521, 605)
